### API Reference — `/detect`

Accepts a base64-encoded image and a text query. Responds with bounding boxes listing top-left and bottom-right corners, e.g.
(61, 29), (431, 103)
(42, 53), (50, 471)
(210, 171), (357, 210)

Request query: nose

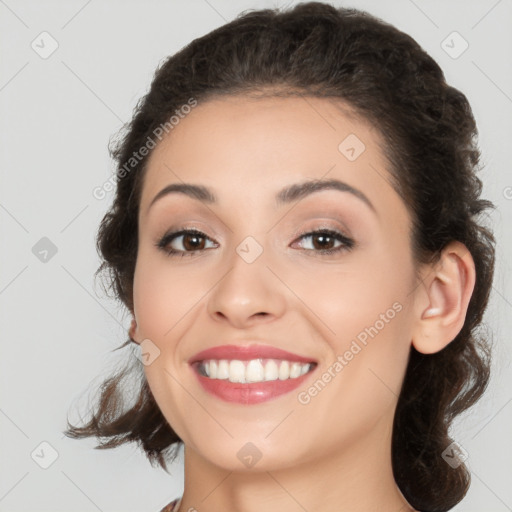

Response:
(206, 244), (287, 329)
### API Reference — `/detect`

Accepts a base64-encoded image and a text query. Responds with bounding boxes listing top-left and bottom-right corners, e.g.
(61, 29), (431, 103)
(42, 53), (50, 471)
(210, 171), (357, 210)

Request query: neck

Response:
(176, 411), (416, 512)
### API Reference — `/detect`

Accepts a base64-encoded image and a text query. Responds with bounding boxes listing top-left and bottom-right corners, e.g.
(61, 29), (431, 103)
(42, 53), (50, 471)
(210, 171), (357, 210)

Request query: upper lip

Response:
(188, 344), (317, 364)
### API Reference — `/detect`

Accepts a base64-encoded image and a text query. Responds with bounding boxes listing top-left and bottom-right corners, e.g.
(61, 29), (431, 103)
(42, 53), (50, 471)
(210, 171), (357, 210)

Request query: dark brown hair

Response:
(64, 3), (496, 511)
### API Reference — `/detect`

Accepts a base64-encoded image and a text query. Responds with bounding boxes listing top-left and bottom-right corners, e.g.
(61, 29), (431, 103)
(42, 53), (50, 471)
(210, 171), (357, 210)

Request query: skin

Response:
(129, 94), (476, 512)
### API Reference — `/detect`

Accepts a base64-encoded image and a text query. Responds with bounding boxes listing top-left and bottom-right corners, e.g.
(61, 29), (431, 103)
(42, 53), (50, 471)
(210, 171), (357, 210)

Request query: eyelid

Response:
(289, 218), (353, 239)
(157, 219), (350, 244)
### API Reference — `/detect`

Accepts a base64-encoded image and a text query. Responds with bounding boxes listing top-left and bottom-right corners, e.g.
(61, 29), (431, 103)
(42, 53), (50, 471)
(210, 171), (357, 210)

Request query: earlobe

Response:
(412, 241), (476, 355)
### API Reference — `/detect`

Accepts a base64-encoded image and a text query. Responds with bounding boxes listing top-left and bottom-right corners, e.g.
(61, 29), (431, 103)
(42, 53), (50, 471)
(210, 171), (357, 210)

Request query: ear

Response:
(411, 241), (476, 354)
(129, 317), (139, 344)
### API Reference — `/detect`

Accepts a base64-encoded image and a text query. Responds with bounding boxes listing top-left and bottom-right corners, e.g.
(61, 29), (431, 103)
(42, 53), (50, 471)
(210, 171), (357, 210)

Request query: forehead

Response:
(139, 95), (402, 220)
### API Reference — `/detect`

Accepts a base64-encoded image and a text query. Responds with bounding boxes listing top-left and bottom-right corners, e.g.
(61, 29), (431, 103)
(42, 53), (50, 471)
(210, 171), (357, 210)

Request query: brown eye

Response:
(181, 233), (206, 251)
(157, 229), (216, 257)
(310, 233), (336, 250)
(294, 229), (354, 254)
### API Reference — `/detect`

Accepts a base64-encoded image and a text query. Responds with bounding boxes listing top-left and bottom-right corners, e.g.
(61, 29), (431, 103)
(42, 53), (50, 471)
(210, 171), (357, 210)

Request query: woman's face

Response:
(132, 95), (420, 471)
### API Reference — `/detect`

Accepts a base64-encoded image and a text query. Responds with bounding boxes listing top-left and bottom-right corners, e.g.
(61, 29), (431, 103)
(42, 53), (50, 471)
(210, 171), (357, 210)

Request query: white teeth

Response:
(289, 362), (302, 378)
(229, 360), (246, 383)
(217, 359), (230, 379)
(209, 360), (218, 379)
(264, 360), (279, 381)
(246, 359), (265, 383)
(200, 358), (313, 383)
(278, 360), (290, 380)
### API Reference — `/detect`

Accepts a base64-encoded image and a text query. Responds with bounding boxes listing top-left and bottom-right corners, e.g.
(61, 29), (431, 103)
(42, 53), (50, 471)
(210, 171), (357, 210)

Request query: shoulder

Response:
(159, 498), (181, 512)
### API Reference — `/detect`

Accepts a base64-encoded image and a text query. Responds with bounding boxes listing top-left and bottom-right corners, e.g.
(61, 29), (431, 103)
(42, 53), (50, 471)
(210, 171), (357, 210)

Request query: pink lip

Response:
(188, 344), (317, 405)
(188, 344), (316, 364)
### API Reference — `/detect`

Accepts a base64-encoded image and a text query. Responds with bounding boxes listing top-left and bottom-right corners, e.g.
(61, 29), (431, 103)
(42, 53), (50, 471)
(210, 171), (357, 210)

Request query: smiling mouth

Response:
(191, 358), (318, 405)
(194, 358), (317, 384)
(188, 344), (318, 404)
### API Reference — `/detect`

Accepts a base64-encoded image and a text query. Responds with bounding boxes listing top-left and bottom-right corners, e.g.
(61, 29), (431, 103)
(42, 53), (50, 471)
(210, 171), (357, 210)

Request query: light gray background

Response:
(1, 1), (511, 511)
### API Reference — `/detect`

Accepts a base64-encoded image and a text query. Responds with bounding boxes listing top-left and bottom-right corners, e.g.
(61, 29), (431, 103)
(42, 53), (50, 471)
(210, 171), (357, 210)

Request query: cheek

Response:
(286, 240), (415, 406)
(132, 253), (206, 340)
(132, 256), (203, 434)
(285, 241), (413, 340)
(327, 243), (415, 397)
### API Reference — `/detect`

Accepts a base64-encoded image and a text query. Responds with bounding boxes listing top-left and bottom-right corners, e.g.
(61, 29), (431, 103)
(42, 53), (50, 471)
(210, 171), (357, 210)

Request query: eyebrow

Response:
(146, 178), (377, 215)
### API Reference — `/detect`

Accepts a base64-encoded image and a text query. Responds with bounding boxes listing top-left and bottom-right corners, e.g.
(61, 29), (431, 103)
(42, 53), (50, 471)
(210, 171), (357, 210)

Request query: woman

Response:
(65, 3), (496, 511)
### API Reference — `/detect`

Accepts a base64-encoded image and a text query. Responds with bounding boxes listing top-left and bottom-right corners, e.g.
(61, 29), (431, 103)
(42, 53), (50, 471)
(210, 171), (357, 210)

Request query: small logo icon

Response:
(32, 237), (58, 263)
(31, 31), (59, 59)
(31, 441), (59, 469)
(135, 338), (161, 366)
(441, 31), (469, 59)
(338, 134), (366, 161)
(441, 441), (468, 468)
(236, 236), (263, 264)
(237, 442), (263, 468)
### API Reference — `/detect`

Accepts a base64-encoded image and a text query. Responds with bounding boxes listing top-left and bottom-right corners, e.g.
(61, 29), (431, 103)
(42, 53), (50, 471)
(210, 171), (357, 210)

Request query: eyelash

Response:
(155, 227), (355, 258)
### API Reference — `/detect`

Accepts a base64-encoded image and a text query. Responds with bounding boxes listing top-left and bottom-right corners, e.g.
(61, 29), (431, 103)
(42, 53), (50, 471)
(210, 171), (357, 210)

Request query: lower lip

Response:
(191, 363), (315, 405)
